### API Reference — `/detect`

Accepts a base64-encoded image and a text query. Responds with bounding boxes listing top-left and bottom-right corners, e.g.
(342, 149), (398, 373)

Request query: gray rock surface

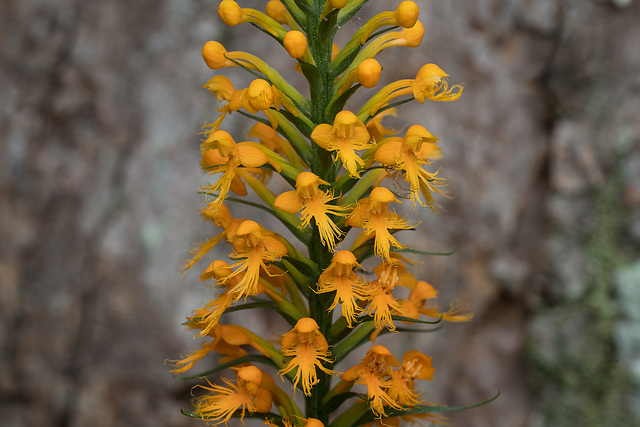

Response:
(1, 1), (639, 426)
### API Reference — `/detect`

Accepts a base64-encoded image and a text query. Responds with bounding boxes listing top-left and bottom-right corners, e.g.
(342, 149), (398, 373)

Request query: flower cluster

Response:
(172, 1), (477, 426)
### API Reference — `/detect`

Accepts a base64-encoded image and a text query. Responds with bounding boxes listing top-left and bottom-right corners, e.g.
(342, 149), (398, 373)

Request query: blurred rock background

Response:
(1, 0), (639, 426)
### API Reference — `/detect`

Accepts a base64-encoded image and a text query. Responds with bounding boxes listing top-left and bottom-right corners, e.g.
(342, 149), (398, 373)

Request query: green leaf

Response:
(174, 355), (277, 380)
(281, 253), (319, 278)
(327, 315), (351, 344)
(336, 0), (371, 27)
(260, 279), (306, 324)
(331, 321), (376, 363)
(279, 258), (313, 298)
(181, 408), (284, 425)
(269, 110), (313, 165)
(395, 247), (456, 257)
(224, 301), (298, 325)
(279, 109), (315, 139)
(353, 391), (502, 426)
(394, 324), (445, 333)
(329, 315), (443, 354)
(225, 196), (309, 244)
(386, 314), (443, 325)
(330, 43), (363, 79)
(280, 0), (307, 24)
(366, 26), (399, 42)
(225, 55), (310, 114)
(362, 97), (414, 124)
(337, 168), (385, 206)
(325, 85), (362, 122)
(317, 9), (340, 45)
(323, 391), (366, 414)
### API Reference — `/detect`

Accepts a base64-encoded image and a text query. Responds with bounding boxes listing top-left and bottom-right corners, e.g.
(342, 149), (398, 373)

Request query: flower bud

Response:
(265, 0), (288, 24)
(246, 79), (274, 110)
(329, 0), (348, 8)
(202, 41), (228, 69)
(395, 1), (420, 28)
(370, 186), (398, 204)
(283, 30), (308, 59)
(400, 21), (424, 47)
(218, 0), (243, 26)
(357, 59), (382, 88)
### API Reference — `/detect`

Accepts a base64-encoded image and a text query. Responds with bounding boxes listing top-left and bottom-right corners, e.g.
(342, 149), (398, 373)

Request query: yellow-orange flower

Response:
(317, 250), (371, 327)
(218, 0), (285, 38)
(275, 172), (350, 251)
(241, 79), (280, 113)
(193, 365), (273, 425)
(171, 323), (268, 373)
(357, 1), (420, 43)
(341, 345), (402, 418)
(387, 350), (434, 407)
(402, 281), (473, 322)
(202, 41), (308, 112)
(181, 204), (245, 272)
(225, 220), (288, 298)
(334, 58), (382, 97)
(283, 30), (308, 59)
(212, 323), (270, 364)
(365, 258), (417, 332)
(279, 318), (336, 396)
(201, 76), (244, 134)
(359, 62), (462, 119)
(411, 63), (463, 103)
(188, 260), (247, 336)
(203, 75), (236, 102)
(354, 21), (424, 65)
(200, 130), (279, 214)
(170, 339), (218, 374)
(346, 187), (415, 261)
(366, 108), (398, 144)
(311, 111), (373, 178)
(374, 124), (447, 209)
(265, 0), (289, 24)
(247, 122), (303, 170)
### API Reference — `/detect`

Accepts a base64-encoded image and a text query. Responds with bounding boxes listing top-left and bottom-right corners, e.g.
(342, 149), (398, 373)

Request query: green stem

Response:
(304, 1), (338, 424)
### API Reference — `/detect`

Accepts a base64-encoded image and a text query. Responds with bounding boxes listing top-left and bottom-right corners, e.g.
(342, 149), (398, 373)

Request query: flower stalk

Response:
(172, 1), (493, 426)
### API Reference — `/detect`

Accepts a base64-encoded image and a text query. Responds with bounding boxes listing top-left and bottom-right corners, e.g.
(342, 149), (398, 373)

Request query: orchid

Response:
(316, 250), (371, 327)
(193, 366), (273, 425)
(172, 2), (493, 426)
(347, 186), (416, 261)
(279, 318), (337, 396)
(275, 171), (349, 251)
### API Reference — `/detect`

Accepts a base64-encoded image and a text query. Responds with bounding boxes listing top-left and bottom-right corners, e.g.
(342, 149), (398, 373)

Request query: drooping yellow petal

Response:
(274, 190), (304, 214)
(236, 143), (269, 168)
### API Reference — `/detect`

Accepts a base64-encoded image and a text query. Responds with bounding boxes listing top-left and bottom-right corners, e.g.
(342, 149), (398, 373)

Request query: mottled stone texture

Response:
(1, 1), (639, 426)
